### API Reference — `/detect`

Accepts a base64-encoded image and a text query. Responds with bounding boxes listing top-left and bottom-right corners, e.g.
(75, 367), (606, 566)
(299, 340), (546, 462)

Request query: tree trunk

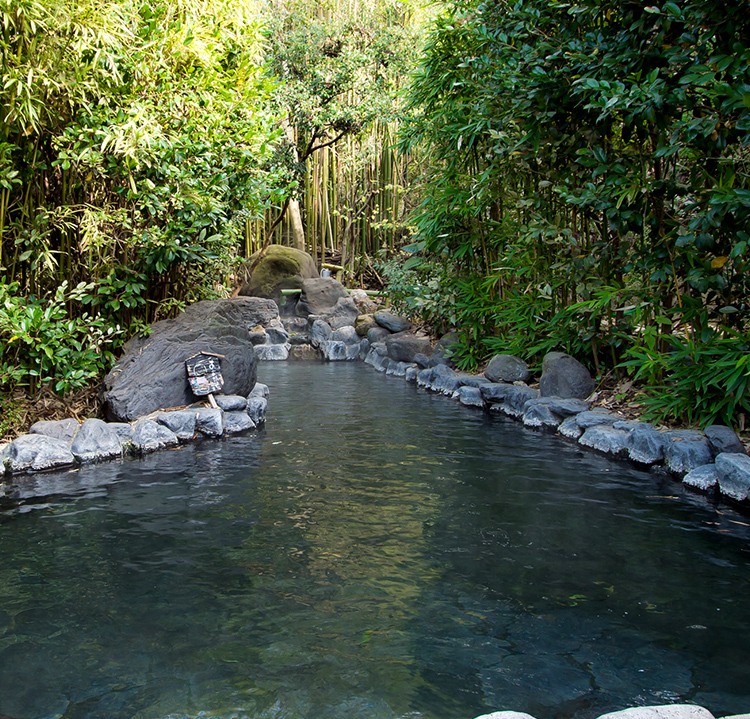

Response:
(283, 118), (306, 251)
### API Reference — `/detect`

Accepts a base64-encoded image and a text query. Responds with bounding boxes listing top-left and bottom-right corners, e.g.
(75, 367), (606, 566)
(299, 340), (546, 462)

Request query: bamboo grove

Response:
(0, 0), (422, 394)
(393, 0), (750, 427)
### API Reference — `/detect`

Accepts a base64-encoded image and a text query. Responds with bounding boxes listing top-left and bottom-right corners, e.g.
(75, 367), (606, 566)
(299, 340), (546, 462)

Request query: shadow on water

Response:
(0, 362), (749, 719)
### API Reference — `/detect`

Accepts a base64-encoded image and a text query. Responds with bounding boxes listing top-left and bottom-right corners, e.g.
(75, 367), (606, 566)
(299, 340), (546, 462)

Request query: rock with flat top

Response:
(715, 452), (750, 502)
(195, 407), (224, 437)
(663, 430), (713, 475)
(223, 411), (256, 434)
(579, 425), (630, 456)
(386, 332), (432, 363)
(156, 410), (197, 441)
(296, 277), (349, 316)
(484, 354), (530, 383)
(2, 434), (76, 473)
(627, 423), (665, 464)
(374, 310), (411, 333)
(132, 420), (179, 453)
(29, 418), (81, 442)
(459, 386), (485, 407)
(101, 297), (264, 421)
(596, 705), (714, 719)
(214, 395), (247, 412)
(683, 464), (719, 492)
(69, 418), (122, 463)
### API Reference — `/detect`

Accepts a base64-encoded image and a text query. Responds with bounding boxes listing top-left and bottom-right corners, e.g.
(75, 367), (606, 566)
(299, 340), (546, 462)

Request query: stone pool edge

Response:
(360, 347), (750, 507)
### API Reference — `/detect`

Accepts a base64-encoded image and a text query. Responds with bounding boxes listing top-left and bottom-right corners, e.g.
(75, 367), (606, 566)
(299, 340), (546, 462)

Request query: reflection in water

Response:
(0, 362), (749, 719)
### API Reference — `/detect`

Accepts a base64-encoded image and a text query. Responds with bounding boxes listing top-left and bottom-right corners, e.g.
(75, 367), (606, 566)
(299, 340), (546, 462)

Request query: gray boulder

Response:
(385, 332), (432, 363)
(715, 452), (750, 502)
(413, 352), (431, 369)
(249, 382), (269, 399)
(705, 425), (746, 456)
(296, 277), (349, 316)
(367, 325), (391, 344)
(480, 382), (520, 404)
(70, 418), (123, 463)
(579, 425), (630, 456)
(559, 408), (617, 439)
(156, 410), (197, 441)
(502, 386), (540, 417)
(265, 324), (290, 345)
(331, 325), (360, 344)
(663, 430), (713, 475)
(459, 386), (485, 408)
(416, 367), (435, 388)
(214, 394), (248, 412)
(3, 434), (76, 473)
(320, 340), (361, 361)
(365, 348), (390, 372)
(405, 366), (420, 383)
(558, 416), (583, 439)
(282, 316), (309, 334)
(223, 411), (256, 434)
(539, 352), (595, 399)
(132, 420), (179, 453)
(254, 344), (290, 361)
(322, 296), (359, 329)
(523, 403), (562, 428)
(108, 422), (133, 441)
(484, 354), (530, 383)
(374, 310), (411, 333)
(29, 418), (80, 442)
(246, 396), (268, 425)
(683, 464), (719, 492)
(429, 365), (464, 395)
(311, 319), (333, 348)
(627, 424), (666, 465)
(195, 407), (224, 437)
(534, 397), (592, 417)
(101, 298), (264, 421)
(456, 374), (493, 390)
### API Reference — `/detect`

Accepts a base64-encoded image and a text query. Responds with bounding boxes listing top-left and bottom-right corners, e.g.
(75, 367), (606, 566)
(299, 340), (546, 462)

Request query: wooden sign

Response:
(186, 352), (225, 397)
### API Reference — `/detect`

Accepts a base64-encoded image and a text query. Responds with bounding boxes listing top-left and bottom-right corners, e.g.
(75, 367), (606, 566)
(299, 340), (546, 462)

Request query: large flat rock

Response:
(101, 298), (265, 421)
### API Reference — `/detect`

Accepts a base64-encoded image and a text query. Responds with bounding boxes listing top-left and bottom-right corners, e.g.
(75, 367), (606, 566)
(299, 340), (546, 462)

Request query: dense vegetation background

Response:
(1, 0), (749, 432)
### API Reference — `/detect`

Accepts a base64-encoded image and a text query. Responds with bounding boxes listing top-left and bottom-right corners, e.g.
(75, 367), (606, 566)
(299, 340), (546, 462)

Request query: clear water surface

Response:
(1, 362), (749, 719)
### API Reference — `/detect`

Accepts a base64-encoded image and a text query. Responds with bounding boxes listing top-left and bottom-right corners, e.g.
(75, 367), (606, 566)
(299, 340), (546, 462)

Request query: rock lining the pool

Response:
(0, 383), (268, 476)
(473, 705), (750, 719)
(360, 341), (750, 507)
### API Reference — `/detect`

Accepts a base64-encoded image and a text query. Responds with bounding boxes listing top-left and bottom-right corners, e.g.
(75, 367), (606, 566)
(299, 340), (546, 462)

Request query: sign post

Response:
(185, 352), (225, 408)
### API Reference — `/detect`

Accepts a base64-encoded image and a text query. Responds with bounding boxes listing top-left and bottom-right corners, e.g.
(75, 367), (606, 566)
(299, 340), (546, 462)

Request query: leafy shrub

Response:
(0, 281), (124, 394)
(620, 330), (750, 428)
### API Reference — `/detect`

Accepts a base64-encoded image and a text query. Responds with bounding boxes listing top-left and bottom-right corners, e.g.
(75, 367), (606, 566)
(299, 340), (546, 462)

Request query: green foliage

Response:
(0, 281), (123, 394)
(396, 0), (750, 427)
(621, 330), (750, 428)
(1, 0), (284, 320)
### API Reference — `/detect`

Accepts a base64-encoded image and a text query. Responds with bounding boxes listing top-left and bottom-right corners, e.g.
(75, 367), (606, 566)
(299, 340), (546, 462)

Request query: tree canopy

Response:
(392, 0), (750, 426)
